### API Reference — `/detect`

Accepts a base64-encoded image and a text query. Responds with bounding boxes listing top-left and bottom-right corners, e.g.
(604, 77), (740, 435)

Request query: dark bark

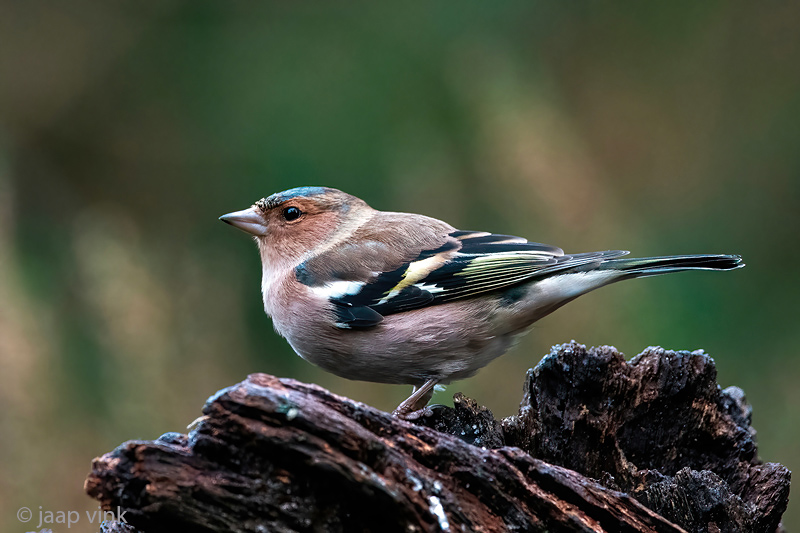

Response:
(85, 342), (790, 532)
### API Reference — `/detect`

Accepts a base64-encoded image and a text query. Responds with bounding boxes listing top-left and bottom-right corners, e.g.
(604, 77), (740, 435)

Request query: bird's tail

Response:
(598, 254), (744, 278)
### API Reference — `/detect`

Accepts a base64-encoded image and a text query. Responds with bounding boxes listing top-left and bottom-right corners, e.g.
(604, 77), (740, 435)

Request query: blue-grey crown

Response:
(260, 186), (331, 210)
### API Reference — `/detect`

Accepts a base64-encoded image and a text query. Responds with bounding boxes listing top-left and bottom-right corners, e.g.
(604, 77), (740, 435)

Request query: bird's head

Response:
(220, 186), (371, 269)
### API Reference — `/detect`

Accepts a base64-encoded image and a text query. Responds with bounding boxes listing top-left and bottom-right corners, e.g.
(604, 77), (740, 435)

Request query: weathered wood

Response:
(501, 344), (790, 533)
(85, 342), (790, 532)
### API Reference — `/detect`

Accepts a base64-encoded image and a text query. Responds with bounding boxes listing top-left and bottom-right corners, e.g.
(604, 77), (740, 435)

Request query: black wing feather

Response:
(327, 230), (625, 329)
(333, 302), (384, 329)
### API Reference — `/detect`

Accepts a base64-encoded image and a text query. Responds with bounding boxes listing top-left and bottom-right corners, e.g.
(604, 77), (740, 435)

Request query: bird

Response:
(220, 186), (744, 416)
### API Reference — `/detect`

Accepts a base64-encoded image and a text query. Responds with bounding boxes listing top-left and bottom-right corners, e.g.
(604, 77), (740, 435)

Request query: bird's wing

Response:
(301, 228), (628, 329)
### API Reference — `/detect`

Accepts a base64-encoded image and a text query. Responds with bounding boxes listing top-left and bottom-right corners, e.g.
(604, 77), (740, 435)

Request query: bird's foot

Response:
(392, 378), (438, 418)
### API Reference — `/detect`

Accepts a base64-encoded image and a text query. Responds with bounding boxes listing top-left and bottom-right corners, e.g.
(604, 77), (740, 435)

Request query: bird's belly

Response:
(278, 300), (516, 386)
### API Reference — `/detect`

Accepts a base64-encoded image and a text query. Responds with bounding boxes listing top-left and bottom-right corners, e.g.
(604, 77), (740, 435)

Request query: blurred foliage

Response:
(1, 2), (799, 531)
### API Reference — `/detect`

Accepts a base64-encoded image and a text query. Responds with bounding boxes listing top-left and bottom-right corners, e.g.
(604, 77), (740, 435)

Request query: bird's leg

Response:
(393, 378), (439, 417)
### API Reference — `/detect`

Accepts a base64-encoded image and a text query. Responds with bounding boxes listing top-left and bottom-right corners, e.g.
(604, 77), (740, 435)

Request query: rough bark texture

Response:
(85, 342), (790, 533)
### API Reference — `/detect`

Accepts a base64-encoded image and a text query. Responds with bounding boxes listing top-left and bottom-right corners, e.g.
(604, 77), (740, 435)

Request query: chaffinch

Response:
(220, 186), (743, 416)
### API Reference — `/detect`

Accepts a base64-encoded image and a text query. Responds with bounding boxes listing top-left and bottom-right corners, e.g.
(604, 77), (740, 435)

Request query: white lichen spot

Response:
(285, 407), (299, 420)
(428, 496), (450, 531)
(406, 469), (424, 492)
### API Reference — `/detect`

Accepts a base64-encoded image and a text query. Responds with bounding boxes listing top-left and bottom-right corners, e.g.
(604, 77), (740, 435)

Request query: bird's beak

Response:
(219, 207), (268, 236)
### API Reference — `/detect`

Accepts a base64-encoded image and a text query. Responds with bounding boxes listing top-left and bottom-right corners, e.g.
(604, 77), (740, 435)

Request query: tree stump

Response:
(84, 342), (790, 532)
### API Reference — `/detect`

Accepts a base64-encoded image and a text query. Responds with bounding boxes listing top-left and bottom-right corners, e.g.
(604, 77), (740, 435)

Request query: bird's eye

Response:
(282, 206), (302, 221)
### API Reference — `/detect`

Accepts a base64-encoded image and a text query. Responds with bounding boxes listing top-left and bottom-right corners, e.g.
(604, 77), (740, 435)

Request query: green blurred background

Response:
(1, 2), (798, 531)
